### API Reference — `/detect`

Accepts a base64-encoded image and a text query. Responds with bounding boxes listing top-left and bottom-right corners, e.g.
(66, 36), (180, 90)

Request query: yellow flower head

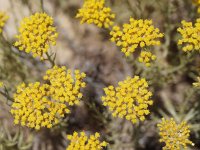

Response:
(43, 66), (86, 105)
(76, 0), (115, 28)
(10, 82), (70, 130)
(157, 118), (194, 150)
(0, 12), (8, 33)
(101, 76), (153, 124)
(177, 19), (200, 52)
(14, 13), (58, 60)
(66, 132), (107, 150)
(110, 18), (164, 57)
(138, 51), (156, 67)
(10, 66), (86, 130)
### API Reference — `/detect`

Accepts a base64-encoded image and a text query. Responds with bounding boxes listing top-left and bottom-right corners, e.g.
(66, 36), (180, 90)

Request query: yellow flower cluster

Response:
(110, 18), (164, 57)
(157, 118), (194, 150)
(10, 82), (70, 130)
(138, 51), (156, 67)
(11, 66), (86, 130)
(66, 132), (107, 150)
(101, 76), (153, 124)
(76, 0), (115, 28)
(177, 19), (200, 52)
(192, 0), (200, 13)
(0, 12), (8, 33)
(43, 66), (86, 105)
(193, 76), (200, 87)
(14, 13), (58, 60)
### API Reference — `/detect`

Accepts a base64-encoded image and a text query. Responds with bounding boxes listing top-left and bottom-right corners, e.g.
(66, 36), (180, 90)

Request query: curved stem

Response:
(0, 87), (13, 106)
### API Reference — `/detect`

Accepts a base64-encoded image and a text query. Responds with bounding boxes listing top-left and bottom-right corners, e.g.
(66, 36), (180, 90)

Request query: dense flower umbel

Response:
(110, 18), (164, 57)
(0, 12), (8, 33)
(14, 13), (58, 60)
(157, 118), (194, 150)
(43, 66), (86, 105)
(177, 19), (200, 52)
(138, 51), (156, 67)
(66, 132), (107, 150)
(102, 76), (153, 124)
(10, 82), (70, 130)
(10, 66), (86, 130)
(76, 0), (115, 28)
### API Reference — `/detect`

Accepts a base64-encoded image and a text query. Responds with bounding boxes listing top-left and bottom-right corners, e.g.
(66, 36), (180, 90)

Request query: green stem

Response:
(132, 122), (140, 148)
(40, 0), (44, 12)
(0, 90), (13, 106)
(85, 101), (108, 124)
(46, 52), (55, 67)
(0, 35), (21, 57)
(162, 53), (194, 75)
(126, 0), (136, 17)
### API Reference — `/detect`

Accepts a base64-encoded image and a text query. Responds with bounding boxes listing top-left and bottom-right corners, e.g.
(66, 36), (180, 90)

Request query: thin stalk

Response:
(85, 100), (108, 124)
(0, 91), (13, 106)
(46, 52), (55, 67)
(40, 0), (44, 12)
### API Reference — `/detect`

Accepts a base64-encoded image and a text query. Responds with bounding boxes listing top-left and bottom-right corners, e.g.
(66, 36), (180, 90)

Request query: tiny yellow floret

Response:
(157, 118), (194, 150)
(0, 12), (8, 33)
(101, 76), (153, 124)
(193, 76), (200, 87)
(76, 0), (115, 28)
(14, 12), (58, 60)
(0, 82), (3, 88)
(66, 131), (107, 150)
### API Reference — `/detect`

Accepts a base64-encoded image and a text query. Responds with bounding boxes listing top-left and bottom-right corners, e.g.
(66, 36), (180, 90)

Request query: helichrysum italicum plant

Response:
(0, 11), (8, 33)
(110, 18), (164, 58)
(66, 132), (107, 150)
(76, 0), (115, 28)
(138, 51), (156, 67)
(10, 82), (70, 130)
(102, 76), (153, 124)
(43, 66), (86, 105)
(177, 19), (200, 52)
(157, 118), (194, 150)
(14, 12), (58, 60)
(10, 66), (86, 130)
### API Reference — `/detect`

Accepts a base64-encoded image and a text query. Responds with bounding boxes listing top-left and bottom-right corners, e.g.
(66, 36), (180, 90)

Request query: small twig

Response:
(0, 91), (13, 106)
(162, 53), (194, 75)
(126, 0), (136, 17)
(46, 52), (55, 67)
(85, 100), (108, 124)
(9, 0), (19, 31)
(0, 35), (25, 59)
(0, 84), (14, 106)
(40, 0), (44, 12)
